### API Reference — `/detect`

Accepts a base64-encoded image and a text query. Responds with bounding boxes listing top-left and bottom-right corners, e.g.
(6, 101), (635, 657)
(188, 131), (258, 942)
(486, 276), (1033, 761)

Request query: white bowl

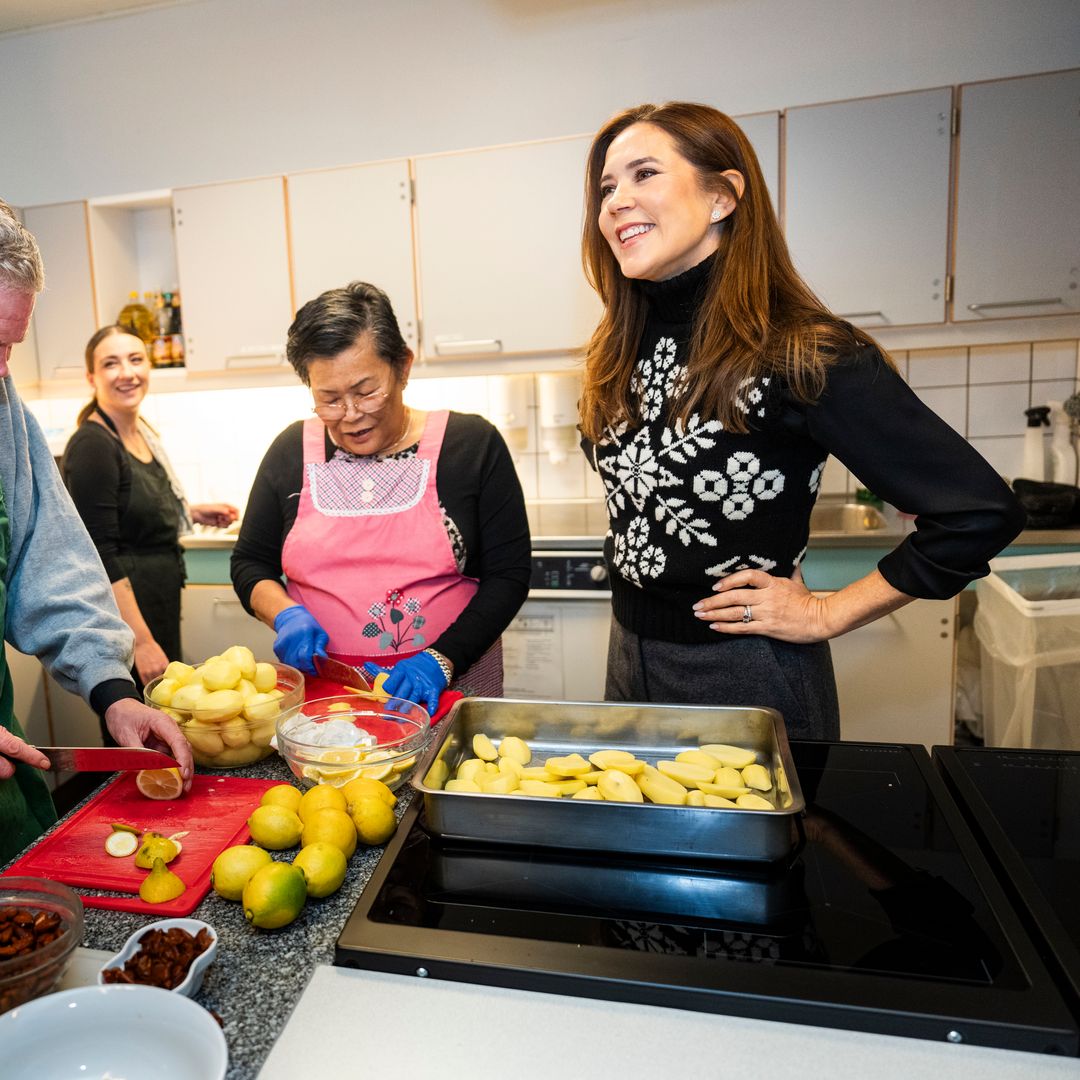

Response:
(0, 983), (227, 1079)
(98, 918), (218, 998)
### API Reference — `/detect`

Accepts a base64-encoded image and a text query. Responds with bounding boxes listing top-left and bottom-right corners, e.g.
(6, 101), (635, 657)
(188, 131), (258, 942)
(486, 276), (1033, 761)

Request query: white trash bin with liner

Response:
(974, 552), (1080, 749)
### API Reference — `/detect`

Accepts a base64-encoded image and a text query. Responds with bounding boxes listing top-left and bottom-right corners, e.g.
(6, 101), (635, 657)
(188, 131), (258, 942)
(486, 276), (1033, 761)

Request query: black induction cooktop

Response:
(336, 741), (1079, 1054)
(935, 746), (1080, 1017)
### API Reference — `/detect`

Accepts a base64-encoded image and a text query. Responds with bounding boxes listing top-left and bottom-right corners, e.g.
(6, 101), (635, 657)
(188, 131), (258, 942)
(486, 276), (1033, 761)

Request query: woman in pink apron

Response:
(230, 282), (531, 716)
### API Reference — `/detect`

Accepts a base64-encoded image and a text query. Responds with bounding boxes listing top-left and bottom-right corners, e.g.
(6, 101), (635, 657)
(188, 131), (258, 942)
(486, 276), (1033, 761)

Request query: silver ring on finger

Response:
(742, 605), (753, 623)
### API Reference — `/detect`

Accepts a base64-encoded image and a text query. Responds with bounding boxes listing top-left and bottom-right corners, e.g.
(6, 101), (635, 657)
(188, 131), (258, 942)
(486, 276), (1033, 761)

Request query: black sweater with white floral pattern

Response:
(583, 258), (1026, 644)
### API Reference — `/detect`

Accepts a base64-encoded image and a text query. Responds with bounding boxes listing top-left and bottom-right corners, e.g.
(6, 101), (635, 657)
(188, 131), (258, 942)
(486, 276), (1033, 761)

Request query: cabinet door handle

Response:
(224, 346), (287, 368)
(433, 339), (503, 356)
(837, 310), (887, 321)
(966, 297), (1064, 312)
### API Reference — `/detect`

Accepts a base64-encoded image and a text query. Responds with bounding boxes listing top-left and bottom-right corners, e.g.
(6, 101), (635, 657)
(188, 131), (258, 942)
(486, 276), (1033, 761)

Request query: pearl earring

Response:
(710, 209), (722, 223)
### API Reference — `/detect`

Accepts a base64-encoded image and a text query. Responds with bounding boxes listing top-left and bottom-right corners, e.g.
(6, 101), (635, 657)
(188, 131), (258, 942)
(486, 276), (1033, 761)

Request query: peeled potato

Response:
(498, 736), (531, 765)
(597, 770), (644, 803)
(657, 760), (714, 786)
(518, 779), (562, 798)
(637, 770), (688, 805)
(221, 644), (257, 681)
(478, 772), (519, 794)
(200, 659), (241, 692)
(520, 766), (554, 781)
(162, 660), (197, 686)
(699, 744), (756, 769)
(676, 749), (722, 770)
(182, 717), (224, 756)
(424, 759), (450, 789)
(549, 778), (586, 796)
(736, 793), (774, 810)
(741, 764), (772, 791)
(446, 778), (481, 793)
(253, 662), (278, 693)
(704, 793), (738, 808)
(249, 716), (276, 747)
(149, 678), (179, 707)
(714, 766), (744, 788)
(698, 781), (751, 798)
(686, 789), (706, 807)
(572, 786), (603, 801)
(544, 753), (590, 777)
(456, 758), (486, 784)
(220, 716), (252, 748)
(472, 733), (498, 761)
(170, 682), (209, 713)
(192, 689), (244, 723)
(588, 749), (637, 772)
(236, 678), (258, 702)
(497, 757), (524, 778)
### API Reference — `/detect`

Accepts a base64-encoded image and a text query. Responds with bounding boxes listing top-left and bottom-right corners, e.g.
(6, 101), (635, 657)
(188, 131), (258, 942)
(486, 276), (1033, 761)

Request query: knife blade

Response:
(35, 747), (180, 773)
(313, 654), (372, 692)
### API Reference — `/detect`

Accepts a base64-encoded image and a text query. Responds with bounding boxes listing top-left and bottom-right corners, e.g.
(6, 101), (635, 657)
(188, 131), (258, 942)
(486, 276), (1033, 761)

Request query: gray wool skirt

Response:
(605, 618), (841, 742)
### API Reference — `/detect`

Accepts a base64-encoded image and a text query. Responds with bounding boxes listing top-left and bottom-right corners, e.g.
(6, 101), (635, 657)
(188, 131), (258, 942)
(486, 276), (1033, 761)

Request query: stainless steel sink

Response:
(809, 501), (891, 536)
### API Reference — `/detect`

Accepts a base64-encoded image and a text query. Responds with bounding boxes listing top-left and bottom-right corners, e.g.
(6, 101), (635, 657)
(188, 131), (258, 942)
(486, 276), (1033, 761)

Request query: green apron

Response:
(0, 474), (57, 865)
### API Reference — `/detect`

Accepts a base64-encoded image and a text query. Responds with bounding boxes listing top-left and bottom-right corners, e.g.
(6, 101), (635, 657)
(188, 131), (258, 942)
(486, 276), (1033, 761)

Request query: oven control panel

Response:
(529, 551), (610, 596)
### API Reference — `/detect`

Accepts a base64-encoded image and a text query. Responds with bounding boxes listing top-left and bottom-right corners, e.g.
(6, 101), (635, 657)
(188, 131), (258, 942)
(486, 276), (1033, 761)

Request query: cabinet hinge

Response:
(950, 106), (960, 137)
(944, 275), (953, 304)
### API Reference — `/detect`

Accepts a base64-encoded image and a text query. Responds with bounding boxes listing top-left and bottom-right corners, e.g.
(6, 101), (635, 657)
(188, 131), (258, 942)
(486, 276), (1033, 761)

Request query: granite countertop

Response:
(8, 757), (407, 1080)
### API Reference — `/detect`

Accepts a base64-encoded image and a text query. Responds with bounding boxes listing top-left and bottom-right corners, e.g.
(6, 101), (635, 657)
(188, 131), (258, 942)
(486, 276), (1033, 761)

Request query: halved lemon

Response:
(135, 768), (184, 801)
(317, 748), (364, 765)
(358, 750), (395, 782)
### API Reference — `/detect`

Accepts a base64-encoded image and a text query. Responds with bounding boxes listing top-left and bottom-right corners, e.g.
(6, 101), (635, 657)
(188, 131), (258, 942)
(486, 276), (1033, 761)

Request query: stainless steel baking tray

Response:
(411, 698), (804, 863)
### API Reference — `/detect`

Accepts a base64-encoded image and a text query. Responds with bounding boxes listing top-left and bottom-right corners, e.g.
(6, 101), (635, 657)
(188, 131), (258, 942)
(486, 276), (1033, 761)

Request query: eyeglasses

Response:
(311, 387), (390, 421)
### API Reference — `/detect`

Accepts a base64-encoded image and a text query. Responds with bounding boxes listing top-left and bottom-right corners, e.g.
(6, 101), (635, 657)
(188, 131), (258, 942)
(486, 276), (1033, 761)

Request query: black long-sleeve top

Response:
(230, 412), (531, 673)
(585, 258), (1027, 643)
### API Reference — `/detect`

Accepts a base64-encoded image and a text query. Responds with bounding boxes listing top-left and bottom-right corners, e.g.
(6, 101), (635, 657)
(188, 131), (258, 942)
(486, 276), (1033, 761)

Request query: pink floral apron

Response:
(281, 411), (502, 695)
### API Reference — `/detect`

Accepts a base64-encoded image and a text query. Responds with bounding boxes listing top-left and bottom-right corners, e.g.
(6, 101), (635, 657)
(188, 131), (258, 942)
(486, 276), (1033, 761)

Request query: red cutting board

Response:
(2, 773), (279, 916)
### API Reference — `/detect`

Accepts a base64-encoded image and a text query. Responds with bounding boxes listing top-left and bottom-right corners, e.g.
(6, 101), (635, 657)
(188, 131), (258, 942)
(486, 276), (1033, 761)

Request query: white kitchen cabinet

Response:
(785, 89), (952, 328)
(831, 597), (956, 749)
(734, 111), (780, 217)
(287, 161), (418, 353)
(172, 178), (293, 372)
(21, 201), (96, 379)
(413, 136), (602, 360)
(181, 584), (275, 664)
(953, 69), (1080, 322)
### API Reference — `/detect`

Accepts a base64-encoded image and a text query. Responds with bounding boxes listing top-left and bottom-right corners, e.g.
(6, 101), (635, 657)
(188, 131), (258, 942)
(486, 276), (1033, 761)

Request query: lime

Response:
(247, 805), (303, 850)
(292, 842), (347, 898)
(300, 807), (357, 859)
(243, 861), (307, 929)
(211, 844), (272, 901)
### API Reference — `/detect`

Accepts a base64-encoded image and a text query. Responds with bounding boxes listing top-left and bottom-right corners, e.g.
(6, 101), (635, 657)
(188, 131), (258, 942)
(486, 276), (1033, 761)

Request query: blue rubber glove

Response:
(363, 652), (447, 716)
(273, 605), (329, 676)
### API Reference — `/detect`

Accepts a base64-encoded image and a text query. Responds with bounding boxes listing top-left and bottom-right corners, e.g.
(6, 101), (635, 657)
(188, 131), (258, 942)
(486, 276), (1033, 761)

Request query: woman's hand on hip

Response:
(134, 640), (170, 686)
(104, 699), (193, 789)
(692, 569), (833, 643)
(0, 727), (50, 779)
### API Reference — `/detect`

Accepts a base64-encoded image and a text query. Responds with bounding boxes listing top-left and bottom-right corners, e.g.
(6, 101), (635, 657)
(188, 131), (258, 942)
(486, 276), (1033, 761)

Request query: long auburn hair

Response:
(579, 102), (889, 441)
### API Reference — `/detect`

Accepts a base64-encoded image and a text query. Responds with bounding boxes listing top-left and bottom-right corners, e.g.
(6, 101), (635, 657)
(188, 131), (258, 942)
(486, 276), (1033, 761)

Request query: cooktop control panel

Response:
(529, 551), (610, 595)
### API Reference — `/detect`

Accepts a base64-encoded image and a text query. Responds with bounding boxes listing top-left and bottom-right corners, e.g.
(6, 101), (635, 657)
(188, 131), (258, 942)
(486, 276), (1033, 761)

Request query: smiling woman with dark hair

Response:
(579, 102), (1025, 739)
(230, 281), (531, 716)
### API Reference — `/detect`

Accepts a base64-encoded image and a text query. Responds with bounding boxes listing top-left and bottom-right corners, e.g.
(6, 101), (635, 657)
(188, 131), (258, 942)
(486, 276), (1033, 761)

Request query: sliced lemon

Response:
(390, 755), (417, 775)
(317, 747), (365, 765)
(358, 750), (395, 781)
(104, 831), (138, 857)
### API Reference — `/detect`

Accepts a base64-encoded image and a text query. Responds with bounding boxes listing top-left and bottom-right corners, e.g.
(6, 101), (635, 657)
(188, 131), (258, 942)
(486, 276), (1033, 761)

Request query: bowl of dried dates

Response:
(99, 918), (217, 998)
(0, 877), (84, 1015)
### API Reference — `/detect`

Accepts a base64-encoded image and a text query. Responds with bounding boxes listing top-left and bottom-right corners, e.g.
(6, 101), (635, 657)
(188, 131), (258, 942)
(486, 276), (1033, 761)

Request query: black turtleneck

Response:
(584, 257), (1026, 644)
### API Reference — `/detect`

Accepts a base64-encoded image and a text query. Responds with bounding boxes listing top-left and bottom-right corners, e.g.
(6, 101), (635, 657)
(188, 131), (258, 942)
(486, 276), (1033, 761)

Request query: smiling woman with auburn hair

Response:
(578, 101), (1025, 739)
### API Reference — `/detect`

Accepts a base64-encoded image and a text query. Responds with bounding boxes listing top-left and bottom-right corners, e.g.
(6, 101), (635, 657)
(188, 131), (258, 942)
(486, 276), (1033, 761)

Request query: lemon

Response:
(318, 748), (364, 764)
(211, 844), (273, 901)
(292, 842), (347, 898)
(349, 797), (397, 846)
(341, 776), (397, 811)
(260, 784), (303, 814)
(242, 861), (307, 929)
(139, 857), (186, 905)
(301, 807), (357, 858)
(298, 783), (347, 822)
(134, 833), (179, 868)
(247, 804), (303, 850)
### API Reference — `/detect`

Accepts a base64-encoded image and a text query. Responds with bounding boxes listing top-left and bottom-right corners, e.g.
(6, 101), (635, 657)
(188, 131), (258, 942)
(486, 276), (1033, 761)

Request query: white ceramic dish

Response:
(0, 983), (227, 1079)
(98, 918), (218, 998)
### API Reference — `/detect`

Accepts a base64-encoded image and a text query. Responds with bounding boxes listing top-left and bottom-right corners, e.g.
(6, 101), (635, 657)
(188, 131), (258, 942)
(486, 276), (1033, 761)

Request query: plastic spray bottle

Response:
(1020, 406), (1050, 482)
(1047, 401), (1078, 486)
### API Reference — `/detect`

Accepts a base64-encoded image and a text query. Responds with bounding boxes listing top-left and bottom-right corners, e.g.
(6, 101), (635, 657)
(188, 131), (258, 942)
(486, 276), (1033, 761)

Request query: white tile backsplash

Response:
(1031, 380), (1077, 411)
(967, 382), (1030, 438)
(820, 455), (850, 496)
(968, 436), (1026, 483)
(1032, 340), (1079, 382)
(907, 347), (966, 388)
(536, 452), (587, 500)
(969, 342), (1031, 385)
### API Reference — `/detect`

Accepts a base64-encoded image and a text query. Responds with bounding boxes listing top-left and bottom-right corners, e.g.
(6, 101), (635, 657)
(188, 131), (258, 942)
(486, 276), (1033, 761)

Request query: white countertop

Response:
(259, 965), (1076, 1080)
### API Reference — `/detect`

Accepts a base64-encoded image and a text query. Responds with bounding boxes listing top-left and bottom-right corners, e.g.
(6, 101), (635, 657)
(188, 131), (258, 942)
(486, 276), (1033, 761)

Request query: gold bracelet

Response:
(424, 648), (454, 685)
